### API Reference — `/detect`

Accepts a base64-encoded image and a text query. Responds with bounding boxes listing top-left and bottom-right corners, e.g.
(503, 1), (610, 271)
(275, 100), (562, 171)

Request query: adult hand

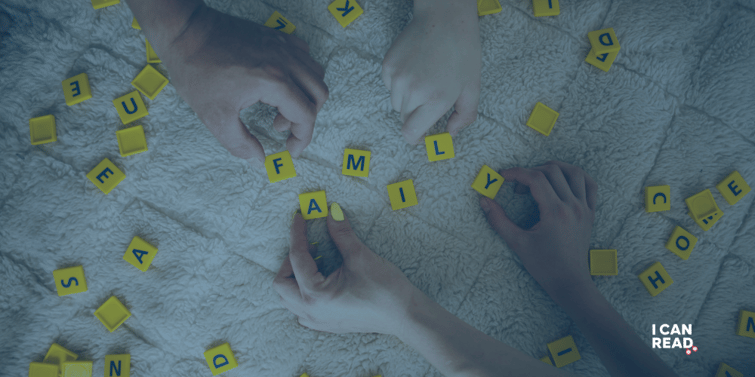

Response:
(381, 0), (481, 144)
(273, 206), (417, 335)
(161, 5), (328, 163)
(480, 161), (598, 299)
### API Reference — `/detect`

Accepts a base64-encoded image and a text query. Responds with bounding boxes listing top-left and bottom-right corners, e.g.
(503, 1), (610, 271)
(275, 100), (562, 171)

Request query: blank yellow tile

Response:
(299, 191), (328, 220)
(123, 236), (158, 272)
(477, 0), (502, 16)
(665, 226), (697, 260)
(588, 28), (620, 54)
(342, 148), (371, 177)
(328, 0), (363, 28)
(526, 102), (558, 136)
(585, 48), (618, 72)
(86, 158), (125, 195)
(532, 0), (559, 16)
(29, 362), (58, 377)
(29, 115), (56, 145)
(688, 209), (723, 231)
(62, 73), (93, 106)
(113, 91), (148, 124)
(91, 0), (119, 10)
(471, 165), (504, 199)
(715, 363), (743, 377)
(116, 125), (148, 157)
(716, 171), (751, 206)
(589, 249), (617, 276)
(387, 180), (418, 210)
(264, 11), (296, 34)
(265, 151), (297, 183)
(645, 185), (670, 212)
(131, 18), (140, 30)
(104, 354), (130, 377)
(145, 39), (160, 63)
(638, 261), (673, 297)
(94, 296), (131, 332)
(61, 361), (92, 377)
(204, 343), (238, 376)
(425, 133), (455, 162)
(131, 65), (168, 100)
(53, 266), (88, 296)
(736, 310), (755, 339)
(547, 335), (580, 367)
(685, 189), (719, 220)
(43, 343), (78, 368)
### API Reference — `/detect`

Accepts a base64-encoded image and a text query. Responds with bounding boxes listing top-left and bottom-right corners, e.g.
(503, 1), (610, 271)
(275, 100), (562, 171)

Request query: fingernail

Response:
(480, 197), (491, 213)
(330, 203), (344, 221)
(292, 209), (301, 221)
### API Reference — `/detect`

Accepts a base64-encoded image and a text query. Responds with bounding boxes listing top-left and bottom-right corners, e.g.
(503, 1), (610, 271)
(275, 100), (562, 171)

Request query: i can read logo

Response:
(651, 324), (694, 352)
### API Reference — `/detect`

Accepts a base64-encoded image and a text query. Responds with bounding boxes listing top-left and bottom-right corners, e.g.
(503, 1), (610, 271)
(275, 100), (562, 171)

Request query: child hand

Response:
(381, 0), (481, 144)
(273, 208), (417, 335)
(480, 161), (598, 300)
(161, 6), (328, 163)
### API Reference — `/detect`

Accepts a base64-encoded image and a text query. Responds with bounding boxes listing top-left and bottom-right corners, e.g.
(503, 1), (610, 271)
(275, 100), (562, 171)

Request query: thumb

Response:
(446, 85), (479, 137)
(203, 114), (266, 164)
(480, 197), (523, 247)
(326, 203), (362, 262)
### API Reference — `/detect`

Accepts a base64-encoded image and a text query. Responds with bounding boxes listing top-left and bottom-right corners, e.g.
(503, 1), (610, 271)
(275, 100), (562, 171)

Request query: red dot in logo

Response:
(692, 346), (698, 352)
(685, 349), (691, 355)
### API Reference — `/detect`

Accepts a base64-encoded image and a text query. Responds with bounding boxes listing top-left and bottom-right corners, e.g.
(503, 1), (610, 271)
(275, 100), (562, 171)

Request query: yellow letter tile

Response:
(425, 133), (455, 162)
(589, 249), (617, 276)
(716, 171), (751, 206)
(342, 148), (371, 177)
(62, 73), (93, 106)
(328, 0), (364, 28)
(477, 0), (502, 16)
(736, 310), (755, 339)
(715, 363), (743, 377)
(532, 0), (559, 16)
(94, 296), (131, 332)
(688, 209), (723, 231)
(91, 0), (119, 10)
(587, 28), (620, 54)
(264, 11), (296, 34)
(29, 362), (58, 377)
(665, 226), (697, 260)
(113, 91), (148, 124)
(131, 65), (168, 100)
(471, 165), (504, 199)
(123, 236), (158, 272)
(145, 39), (160, 63)
(585, 48), (618, 72)
(131, 17), (140, 30)
(638, 261), (673, 297)
(526, 102), (559, 136)
(43, 343), (78, 368)
(61, 361), (92, 377)
(204, 343), (238, 376)
(299, 191), (328, 220)
(685, 189), (719, 220)
(547, 335), (580, 367)
(104, 354), (130, 377)
(86, 158), (125, 195)
(116, 125), (148, 157)
(53, 266), (88, 296)
(645, 185), (670, 212)
(387, 180), (418, 210)
(265, 151), (297, 183)
(29, 115), (56, 145)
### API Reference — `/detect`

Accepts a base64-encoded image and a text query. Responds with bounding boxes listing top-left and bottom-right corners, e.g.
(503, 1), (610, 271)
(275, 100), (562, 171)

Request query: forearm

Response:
(553, 282), (679, 377)
(397, 289), (572, 377)
(123, 0), (205, 55)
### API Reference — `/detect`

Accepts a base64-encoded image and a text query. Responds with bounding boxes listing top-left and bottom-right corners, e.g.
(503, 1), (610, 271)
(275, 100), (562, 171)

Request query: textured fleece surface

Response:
(1, 0), (754, 376)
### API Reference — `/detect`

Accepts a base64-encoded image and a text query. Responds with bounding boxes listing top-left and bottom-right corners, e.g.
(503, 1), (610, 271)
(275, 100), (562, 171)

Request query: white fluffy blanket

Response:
(1, 0), (754, 376)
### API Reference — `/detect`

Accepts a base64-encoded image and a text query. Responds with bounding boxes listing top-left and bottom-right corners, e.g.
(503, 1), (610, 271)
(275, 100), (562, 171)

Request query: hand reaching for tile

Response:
(381, 0), (481, 144)
(125, 0), (328, 164)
